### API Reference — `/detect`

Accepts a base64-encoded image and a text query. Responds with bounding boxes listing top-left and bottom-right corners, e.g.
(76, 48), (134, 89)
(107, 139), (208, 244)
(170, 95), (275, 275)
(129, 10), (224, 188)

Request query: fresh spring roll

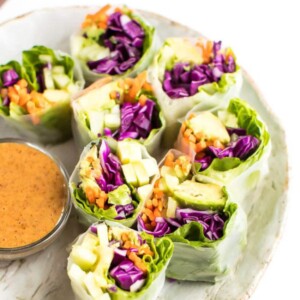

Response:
(69, 138), (160, 228)
(71, 4), (157, 83)
(148, 37), (242, 145)
(72, 71), (165, 155)
(137, 150), (247, 282)
(0, 46), (84, 144)
(67, 221), (173, 300)
(175, 98), (271, 197)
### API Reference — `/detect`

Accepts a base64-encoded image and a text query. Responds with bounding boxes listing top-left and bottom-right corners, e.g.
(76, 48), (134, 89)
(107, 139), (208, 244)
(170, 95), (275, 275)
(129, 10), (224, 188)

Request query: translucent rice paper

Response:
(71, 75), (165, 156)
(175, 98), (271, 205)
(69, 138), (158, 228)
(148, 37), (243, 146)
(0, 51), (84, 145)
(67, 221), (174, 300)
(138, 150), (247, 282)
(70, 7), (158, 84)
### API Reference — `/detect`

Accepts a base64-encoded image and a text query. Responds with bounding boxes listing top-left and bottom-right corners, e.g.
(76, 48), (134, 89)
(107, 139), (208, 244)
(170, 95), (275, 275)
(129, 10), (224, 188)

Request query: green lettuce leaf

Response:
(165, 202), (247, 282)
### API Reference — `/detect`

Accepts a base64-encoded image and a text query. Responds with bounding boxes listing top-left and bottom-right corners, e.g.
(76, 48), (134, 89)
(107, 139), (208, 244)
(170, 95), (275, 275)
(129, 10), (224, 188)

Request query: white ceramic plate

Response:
(0, 7), (288, 300)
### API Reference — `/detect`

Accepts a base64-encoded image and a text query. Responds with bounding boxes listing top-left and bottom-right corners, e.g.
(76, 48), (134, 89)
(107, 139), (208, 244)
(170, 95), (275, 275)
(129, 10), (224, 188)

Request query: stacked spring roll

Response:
(137, 150), (247, 282)
(67, 221), (174, 300)
(0, 46), (84, 144)
(71, 4), (157, 83)
(72, 71), (165, 155)
(175, 98), (271, 198)
(69, 138), (160, 227)
(148, 37), (242, 145)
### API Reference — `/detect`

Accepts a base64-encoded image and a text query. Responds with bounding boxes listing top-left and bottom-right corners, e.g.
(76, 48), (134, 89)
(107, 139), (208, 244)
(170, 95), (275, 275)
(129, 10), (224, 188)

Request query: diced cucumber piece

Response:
(52, 65), (65, 74)
(81, 233), (99, 249)
(104, 113), (120, 130)
(166, 197), (178, 218)
(132, 161), (149, 186)
(70, 245), (97, 271)
(141, 159), (159, 178)
(43, 89), (70, 102)
(53, 73), (70, 89)
(137, 184), (153, 201)
(122, 163), (138, 187)
(83, 272), (104, 299)
(117, 141), (142, 164)
(87, 111), (104, 136)
(160, 166), (176, 178)
(43, 68), (55, 89)
(164, 174), (179, 191)
(110, 105), (120, 114)
(38, 54), (53, 63)
(66, 83), (80, 94)
(68, 264), (86, 287)
(94, 246), (114, 288)
(96, 223), (109, 247)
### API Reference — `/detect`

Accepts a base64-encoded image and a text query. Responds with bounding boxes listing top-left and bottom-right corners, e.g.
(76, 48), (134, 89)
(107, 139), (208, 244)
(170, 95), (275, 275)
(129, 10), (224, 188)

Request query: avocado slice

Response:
(173, 180), (226, 211)
(187, 111), (230, 144)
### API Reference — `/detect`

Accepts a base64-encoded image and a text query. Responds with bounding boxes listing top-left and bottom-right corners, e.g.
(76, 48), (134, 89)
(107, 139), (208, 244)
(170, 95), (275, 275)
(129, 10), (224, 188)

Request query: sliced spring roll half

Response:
(175, 98), (271, 189)
(69, 138), (159, 227)
(71, 4), (157, 83)
(72, 71), (165, 155)
(137, 150), (247, 282)
(0, 46), (84, 144)
(148, 37), (242, 145)
(67, 221), (173, 300)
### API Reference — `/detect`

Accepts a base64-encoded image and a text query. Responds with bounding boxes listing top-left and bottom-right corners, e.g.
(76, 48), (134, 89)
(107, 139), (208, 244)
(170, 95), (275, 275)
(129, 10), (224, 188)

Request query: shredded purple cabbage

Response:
(163, 41), (236, 99)
(110, 259), (145, 291)
(112, 99), (159, 141)
(114, 203), (135, 220)
(196, 127), (260, 170)
(138, 207), (226, 240)
(87, 12), (145, 75)
(96, 140), (124, 192)
(2, 69), (19, 87)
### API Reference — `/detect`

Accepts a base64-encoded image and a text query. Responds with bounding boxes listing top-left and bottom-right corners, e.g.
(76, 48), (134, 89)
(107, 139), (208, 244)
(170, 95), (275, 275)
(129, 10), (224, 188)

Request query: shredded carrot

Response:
(128, 252), (148, 273)
(144, 208), (155, 221)
(138, 94), (147, 106)
(81, 4), (111, 29)
(145, 199), (153, 210)
(85, 187), (96, 203)
(164, 152), (175, 167)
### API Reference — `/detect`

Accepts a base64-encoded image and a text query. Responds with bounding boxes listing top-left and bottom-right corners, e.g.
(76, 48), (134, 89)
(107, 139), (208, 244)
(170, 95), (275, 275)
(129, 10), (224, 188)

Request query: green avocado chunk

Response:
(173, 180), (226, 211)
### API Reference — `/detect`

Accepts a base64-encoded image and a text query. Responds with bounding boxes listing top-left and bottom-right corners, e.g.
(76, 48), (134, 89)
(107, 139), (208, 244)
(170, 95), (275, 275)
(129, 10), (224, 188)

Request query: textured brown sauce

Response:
(0, 143), (66, 248)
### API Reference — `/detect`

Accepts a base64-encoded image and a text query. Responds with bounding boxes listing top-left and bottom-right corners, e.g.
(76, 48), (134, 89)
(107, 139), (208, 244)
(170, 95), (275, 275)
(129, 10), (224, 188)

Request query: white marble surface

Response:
(0, 1), (298, 300)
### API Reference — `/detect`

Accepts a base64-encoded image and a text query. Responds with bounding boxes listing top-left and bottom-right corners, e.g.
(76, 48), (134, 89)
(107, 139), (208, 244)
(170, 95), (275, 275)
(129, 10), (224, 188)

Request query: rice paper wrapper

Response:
(166, 202), (247, 282)
(67, 221), (174, 300)
(70, 8), (159, 84)
(148, 37), (243, 145)
(71, 76), (165, 156)
(175, 98), (271, 206)
(69, 138), (158, 228)
(138, 150), (247, 282)
(0, 51), (85, 145)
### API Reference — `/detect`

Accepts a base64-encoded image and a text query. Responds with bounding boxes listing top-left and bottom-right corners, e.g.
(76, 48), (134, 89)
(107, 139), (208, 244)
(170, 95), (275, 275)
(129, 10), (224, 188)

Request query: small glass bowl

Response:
(0, 138), (72, 260)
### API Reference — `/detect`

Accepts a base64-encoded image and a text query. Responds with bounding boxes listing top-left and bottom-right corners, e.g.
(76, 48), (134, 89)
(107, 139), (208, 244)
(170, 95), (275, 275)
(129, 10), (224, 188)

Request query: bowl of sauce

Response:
(0, 138), (71, 260)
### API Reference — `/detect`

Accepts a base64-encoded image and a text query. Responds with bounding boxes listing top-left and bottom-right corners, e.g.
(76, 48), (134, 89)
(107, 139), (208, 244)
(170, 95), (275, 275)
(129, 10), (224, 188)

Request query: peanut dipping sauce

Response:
(0, 143), (67, 248)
